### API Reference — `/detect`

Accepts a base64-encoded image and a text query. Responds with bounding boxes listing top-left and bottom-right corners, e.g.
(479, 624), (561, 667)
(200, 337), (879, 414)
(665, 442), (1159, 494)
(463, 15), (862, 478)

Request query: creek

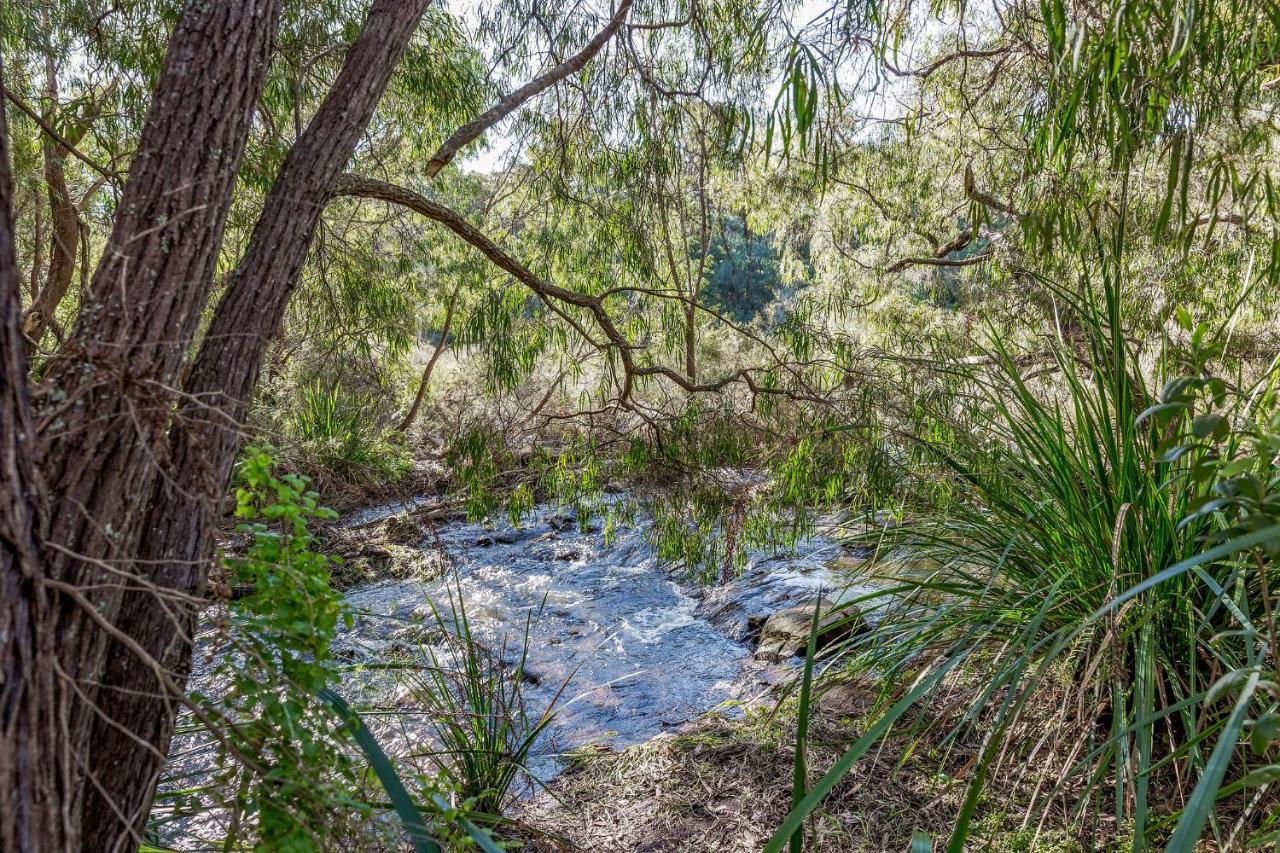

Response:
(333, 498), (876, 782)
(159, 497), (876, 845)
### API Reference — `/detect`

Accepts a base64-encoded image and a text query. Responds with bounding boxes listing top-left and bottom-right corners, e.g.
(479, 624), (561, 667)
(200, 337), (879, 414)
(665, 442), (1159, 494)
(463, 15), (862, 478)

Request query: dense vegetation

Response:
(1, 0), (1278, 849)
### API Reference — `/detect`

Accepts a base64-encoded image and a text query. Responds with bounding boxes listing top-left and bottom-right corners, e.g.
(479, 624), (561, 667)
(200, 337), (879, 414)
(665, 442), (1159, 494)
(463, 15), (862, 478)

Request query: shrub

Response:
(771, 271), (1280, 850)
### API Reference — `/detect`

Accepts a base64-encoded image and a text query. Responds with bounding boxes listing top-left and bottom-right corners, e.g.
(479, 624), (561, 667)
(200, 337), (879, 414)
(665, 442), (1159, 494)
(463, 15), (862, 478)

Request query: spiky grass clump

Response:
(407, 581), (566, 818)
(783, 275), (1279, 850)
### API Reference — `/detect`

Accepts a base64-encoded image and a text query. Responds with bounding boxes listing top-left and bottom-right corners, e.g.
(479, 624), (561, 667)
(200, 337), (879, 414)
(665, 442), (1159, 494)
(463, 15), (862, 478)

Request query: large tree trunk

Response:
(82, 3), (429, 845)
(0, 58), (61, 853)
(2, 3), (282, 849)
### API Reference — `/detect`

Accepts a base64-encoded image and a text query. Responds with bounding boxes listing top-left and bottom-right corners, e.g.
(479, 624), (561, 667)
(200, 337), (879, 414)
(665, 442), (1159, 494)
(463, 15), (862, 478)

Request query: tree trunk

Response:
(23, 57), (80, 347)
(684, 302), (697, 382)
(0, 57), (61, 853)
(27, 204), (42, 301)
(82, 3), (428, 845)
(397, 282), (461, 433)
(4, 3), (283, 849)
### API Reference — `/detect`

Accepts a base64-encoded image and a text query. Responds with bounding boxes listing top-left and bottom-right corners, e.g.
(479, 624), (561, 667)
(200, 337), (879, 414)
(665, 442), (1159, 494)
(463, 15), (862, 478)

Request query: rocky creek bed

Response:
(159, 497), (879, 847)
(334, 499), (877, 777)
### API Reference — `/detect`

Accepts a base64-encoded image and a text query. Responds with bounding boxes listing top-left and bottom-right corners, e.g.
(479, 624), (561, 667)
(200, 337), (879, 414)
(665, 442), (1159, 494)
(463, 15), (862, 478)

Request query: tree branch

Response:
(886, 229), (989, 273)
(330, 174), (830, 405)
(424, 0), (633, 176)
(964, 162), (1023, 221)
(3, 89), (117, 180)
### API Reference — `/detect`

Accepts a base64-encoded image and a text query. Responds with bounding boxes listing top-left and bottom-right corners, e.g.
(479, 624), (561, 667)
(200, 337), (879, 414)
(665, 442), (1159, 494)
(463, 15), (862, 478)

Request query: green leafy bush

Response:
(1135, 311), (1280, 849)
(178, 449), (362, 848)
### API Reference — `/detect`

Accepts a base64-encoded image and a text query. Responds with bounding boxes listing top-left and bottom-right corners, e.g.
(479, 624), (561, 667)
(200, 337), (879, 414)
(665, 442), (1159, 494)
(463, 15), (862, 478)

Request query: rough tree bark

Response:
(0, 57), (60, 853)
(2, 3), (283, 849)
(82, 3), (430, 845)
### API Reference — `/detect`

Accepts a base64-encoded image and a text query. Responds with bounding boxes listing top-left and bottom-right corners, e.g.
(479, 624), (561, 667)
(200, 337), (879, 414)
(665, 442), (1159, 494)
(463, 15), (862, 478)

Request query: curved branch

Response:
(331, 174), (829, 404)
(425, 0), (634, 176)
(964, 162), (1023, 221)
(886, 229), (984, 273)
(332, 174), (596, 308)
(883, 46), (1012, 79)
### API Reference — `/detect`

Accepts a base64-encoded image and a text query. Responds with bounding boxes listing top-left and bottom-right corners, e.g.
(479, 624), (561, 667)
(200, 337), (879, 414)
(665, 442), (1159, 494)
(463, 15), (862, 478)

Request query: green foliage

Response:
(318, 689), (506, 853)
(446, 421), (515, 521)
(408, 581), (565, 817)
(14, 0), (1280, 846)
(1142, 311), (1280, 849)
(283, 379), (412, 490)
(186, 449), (360, 849)
(771, 269), (1280, 848)
(637, 402), (896, 582)
(700, 213), (786, 323)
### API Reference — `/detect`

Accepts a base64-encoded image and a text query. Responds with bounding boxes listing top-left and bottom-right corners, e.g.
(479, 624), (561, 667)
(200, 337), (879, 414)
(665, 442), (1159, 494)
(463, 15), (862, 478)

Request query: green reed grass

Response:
(772, 266), (1279, 850)
(409, 579), (568, 817)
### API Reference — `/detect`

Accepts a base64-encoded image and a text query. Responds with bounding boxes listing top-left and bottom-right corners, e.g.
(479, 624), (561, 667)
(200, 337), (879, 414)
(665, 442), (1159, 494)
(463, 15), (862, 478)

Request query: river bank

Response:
(161, 494), (1125, 851)
(324, 497), (1108, 851)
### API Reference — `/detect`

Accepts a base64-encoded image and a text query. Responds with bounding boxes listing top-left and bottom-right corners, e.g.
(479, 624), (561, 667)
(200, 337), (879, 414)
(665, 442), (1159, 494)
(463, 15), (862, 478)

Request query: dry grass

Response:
(513, 672), (1107, 852)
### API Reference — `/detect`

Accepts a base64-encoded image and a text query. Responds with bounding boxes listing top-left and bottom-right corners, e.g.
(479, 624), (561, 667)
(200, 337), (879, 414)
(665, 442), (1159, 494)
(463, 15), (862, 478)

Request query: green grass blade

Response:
(790, 599), (823, 853)
(425, 794), (505, 853)
(1165, 670), (1261, 852)
(1089, 527), (1280, 623)
(318, 688), (442, 853)
(764, 652), (968, 853)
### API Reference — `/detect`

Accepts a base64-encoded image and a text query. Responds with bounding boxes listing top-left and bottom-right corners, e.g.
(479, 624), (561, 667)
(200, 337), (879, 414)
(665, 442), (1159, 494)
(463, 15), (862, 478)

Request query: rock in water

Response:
(753, 598), (863, 662)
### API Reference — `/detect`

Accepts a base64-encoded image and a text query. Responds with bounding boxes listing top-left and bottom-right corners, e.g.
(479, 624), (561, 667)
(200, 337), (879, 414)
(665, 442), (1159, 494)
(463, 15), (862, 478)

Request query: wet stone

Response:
(753, 599), (865, 663)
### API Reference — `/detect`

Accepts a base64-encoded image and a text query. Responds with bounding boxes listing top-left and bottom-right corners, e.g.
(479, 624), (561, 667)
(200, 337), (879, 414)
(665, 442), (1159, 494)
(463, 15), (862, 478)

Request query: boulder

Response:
(753, 598), (863, 662)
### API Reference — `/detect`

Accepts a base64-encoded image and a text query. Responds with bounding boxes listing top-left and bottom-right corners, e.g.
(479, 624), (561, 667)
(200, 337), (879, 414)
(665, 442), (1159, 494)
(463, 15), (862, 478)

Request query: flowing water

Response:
(160, 497), (875, 843)
(333, 499), (874, 778)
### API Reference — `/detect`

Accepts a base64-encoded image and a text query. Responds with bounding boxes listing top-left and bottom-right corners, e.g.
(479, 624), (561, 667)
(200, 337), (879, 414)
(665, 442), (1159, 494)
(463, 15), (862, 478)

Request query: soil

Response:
(512, 675), (1096, 852)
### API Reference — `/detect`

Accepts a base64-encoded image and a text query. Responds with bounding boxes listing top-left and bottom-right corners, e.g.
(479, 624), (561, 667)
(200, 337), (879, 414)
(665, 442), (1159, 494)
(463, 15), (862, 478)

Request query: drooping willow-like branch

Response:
(330, 174), (832, 405)
(424, 0), (634, 176)
(886, 229), (988, 272)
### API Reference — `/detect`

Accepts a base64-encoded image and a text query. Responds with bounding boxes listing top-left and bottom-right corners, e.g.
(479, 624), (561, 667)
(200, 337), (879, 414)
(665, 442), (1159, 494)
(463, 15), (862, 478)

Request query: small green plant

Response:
(161, 451), (498, 849)
(408, 579), (567, 817)
(1136, 310), (1280, 850)
(446, 422), (514, 521)
(182, 449), (361, 848)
